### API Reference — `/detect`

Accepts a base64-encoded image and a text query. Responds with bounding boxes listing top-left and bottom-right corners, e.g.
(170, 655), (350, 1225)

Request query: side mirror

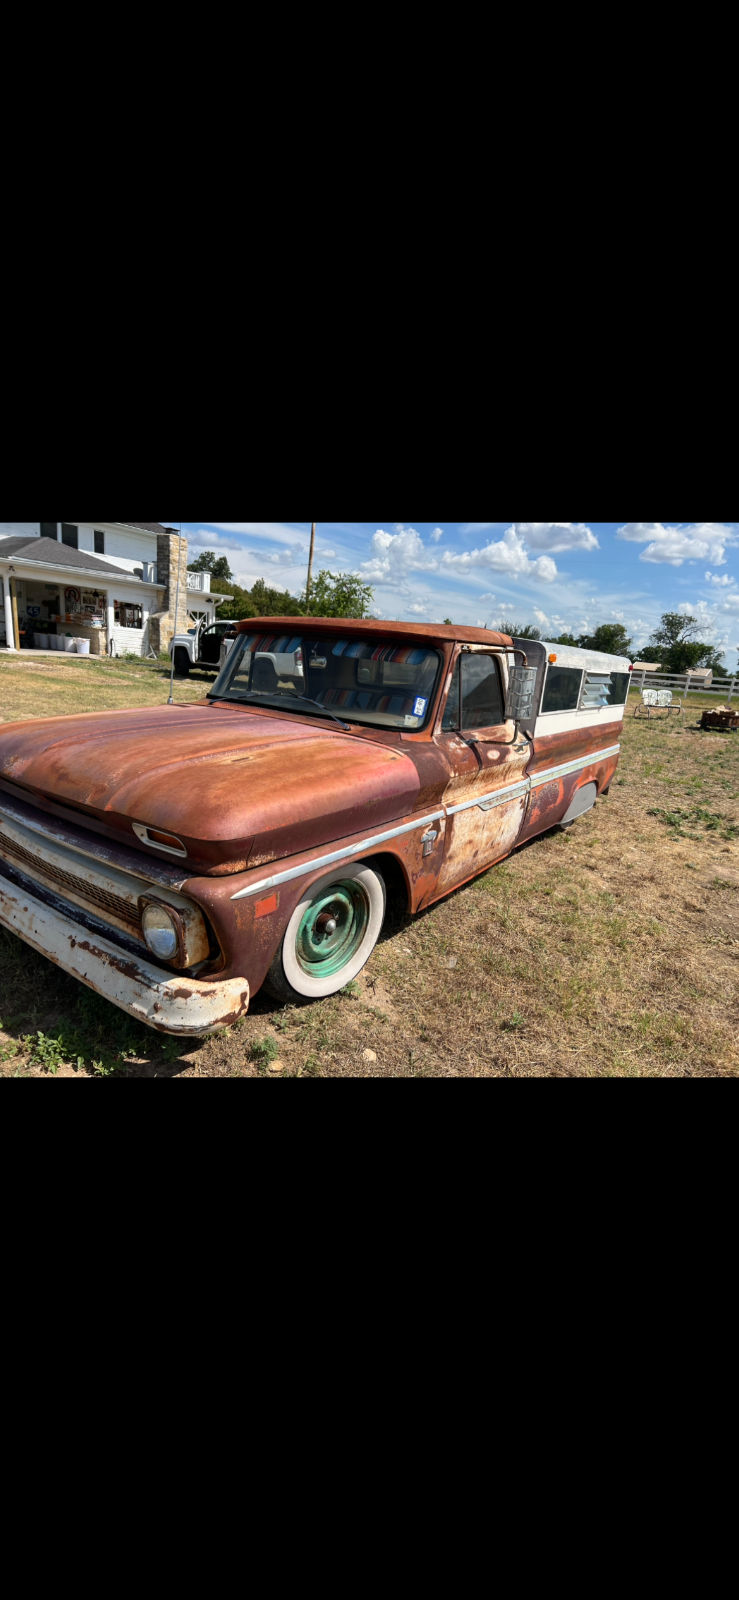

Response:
(506, 666), (537, 723)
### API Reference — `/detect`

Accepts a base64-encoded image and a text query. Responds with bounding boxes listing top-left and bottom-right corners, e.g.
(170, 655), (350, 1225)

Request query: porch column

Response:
(3, 577), (16, 650)
(107, 599), (115, 654)
(9, 577), (20, 650)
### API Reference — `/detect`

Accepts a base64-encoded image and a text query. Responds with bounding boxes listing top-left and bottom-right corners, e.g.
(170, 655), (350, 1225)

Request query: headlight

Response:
(141, 903), (179, 960)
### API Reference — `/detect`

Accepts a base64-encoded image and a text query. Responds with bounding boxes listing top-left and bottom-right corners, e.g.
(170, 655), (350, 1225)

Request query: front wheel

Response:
(174, 647), (191, 677)
(263, 864), (386, 1004)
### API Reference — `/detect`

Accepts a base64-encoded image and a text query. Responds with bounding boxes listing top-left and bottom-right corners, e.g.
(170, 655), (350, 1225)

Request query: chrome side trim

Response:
(447, 780), (530, 816)
(230, 742), (621, 902)
(230, 811), (446, 901)
(530, 744), (621, 789)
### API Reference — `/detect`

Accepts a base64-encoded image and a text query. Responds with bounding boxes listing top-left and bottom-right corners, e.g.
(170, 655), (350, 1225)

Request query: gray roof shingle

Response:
(0, 537), (146, 578)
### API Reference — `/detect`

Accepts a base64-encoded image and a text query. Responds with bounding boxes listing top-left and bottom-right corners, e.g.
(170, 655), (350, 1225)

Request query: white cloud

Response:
(617, 522), (737, 566)
(705, 570), (735, 586)
(462, 521), (598, 552)
(513, 522), (599, 553)
(407, 602), (429, 615)
(440, 528), (558, 583)
(360, 524), (559, 588)
(431, 528), (444, 542)
(187, 528), (246, 553)
(359, 526), (438, 584)
(533, 608), (549, 623)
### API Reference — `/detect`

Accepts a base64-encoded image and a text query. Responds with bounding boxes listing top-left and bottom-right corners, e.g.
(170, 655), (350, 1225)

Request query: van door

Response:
(434, 651), (531, 894)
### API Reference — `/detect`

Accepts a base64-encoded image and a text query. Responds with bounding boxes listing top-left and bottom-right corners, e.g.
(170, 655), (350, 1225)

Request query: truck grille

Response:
(0, 829), (142, 931)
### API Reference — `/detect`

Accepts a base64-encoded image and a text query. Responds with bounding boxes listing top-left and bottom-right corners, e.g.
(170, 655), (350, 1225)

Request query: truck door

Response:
(434, 650), (531, 894)
(199, 625), (223, 666)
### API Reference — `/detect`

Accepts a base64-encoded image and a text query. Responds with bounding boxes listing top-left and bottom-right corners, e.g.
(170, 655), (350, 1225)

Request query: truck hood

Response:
(0, 703), (421, 873)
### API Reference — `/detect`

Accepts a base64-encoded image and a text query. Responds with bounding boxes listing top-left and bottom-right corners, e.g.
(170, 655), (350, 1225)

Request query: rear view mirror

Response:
(506, 666), (537, 722)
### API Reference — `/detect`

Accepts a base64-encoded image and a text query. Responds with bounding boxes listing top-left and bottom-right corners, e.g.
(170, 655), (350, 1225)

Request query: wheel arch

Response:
(357, 849), (412, 915)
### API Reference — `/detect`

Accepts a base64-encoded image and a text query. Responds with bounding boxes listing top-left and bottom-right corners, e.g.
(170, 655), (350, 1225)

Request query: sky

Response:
(167, 521), (739, 663)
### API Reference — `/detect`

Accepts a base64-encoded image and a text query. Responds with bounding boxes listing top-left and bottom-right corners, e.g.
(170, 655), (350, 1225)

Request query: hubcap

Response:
(296, 880), (370, 978)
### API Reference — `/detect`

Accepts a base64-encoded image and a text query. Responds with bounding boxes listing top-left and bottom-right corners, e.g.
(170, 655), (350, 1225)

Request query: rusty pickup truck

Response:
(0, 621), (630, 1034)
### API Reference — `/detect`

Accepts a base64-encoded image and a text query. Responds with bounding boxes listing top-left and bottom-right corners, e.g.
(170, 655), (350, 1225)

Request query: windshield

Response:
(208, 631), (443, 730)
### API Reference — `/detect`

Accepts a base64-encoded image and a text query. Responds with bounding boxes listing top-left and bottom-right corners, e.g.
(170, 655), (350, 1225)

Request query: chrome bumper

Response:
(0, 874), (249, 1036)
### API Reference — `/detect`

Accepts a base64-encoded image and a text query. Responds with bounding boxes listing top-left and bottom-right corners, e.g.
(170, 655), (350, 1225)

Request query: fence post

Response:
(728, 678), (736, 707)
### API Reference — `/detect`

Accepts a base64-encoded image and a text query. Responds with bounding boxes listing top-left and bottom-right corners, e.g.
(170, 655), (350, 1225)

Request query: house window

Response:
(114, 601), (143, 630)
(61, 524), (79, 549)
(40, 522), (58, 539)
(94, 531), (105, 555)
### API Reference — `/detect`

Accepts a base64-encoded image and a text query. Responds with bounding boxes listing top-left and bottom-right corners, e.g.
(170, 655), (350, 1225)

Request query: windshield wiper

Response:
(292, 694), (353, 731)
(209, 690), (353, 732)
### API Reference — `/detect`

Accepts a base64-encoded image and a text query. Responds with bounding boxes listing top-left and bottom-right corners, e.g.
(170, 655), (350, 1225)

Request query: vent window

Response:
(580, 672), (612, 710)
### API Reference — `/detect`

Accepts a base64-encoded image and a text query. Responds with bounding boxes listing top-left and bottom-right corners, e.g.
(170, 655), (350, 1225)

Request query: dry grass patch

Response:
(0, 655), (215, 721)
(2, 689), (739, 1079)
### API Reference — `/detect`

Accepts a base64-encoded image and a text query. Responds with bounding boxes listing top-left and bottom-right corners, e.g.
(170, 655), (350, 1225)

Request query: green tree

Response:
(577, 623), (633, 656)
(188, 551), (235, 583)
(552, 633), (580, 647)
(498, 622), (542, 640)
(209, 577), (257, 621)
(443, 618), (453, 626)
(250, 579), (306, 617)
(639, 612), (727, 675)
(302, 570), (374, 619)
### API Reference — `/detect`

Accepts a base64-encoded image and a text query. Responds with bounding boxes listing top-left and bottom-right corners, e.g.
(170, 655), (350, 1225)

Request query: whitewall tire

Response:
(263, 864), (386, 1004)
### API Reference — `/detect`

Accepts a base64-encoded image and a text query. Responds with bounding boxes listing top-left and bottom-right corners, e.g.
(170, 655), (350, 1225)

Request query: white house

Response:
(0, 522), (230, 657)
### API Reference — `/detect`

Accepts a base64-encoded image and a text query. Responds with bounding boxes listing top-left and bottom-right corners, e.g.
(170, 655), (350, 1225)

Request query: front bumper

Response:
(0, 873), (250, 1035)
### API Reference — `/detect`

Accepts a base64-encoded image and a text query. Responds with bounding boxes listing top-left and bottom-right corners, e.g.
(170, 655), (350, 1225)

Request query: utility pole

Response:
(305, 522), (316, 612)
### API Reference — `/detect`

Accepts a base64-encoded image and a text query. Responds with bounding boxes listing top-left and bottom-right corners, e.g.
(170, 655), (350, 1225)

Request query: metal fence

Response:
(628, 670), (738, 703)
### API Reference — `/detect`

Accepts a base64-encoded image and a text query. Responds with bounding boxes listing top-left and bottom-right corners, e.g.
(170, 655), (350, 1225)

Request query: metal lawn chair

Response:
(633, 687), (683, 721)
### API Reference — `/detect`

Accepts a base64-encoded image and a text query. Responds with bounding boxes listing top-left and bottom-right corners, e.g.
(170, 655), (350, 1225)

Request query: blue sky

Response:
(169, 521), (739, 662)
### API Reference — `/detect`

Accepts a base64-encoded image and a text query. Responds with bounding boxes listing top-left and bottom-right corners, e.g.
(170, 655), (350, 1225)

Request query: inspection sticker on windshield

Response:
(413, 697), (428, 718)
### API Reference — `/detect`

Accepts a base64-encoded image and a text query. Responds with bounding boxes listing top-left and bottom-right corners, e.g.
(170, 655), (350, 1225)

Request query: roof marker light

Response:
(548, 654), (558, 664)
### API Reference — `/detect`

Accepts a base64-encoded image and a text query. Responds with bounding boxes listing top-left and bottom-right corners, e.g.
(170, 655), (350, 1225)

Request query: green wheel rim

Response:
(295, 879), (371, 979)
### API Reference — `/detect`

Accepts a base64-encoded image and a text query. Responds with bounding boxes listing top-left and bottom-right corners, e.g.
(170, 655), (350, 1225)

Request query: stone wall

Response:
(149, 530), (189, 653)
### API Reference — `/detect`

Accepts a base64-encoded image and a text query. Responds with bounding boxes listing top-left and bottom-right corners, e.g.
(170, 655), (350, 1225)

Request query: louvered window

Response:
(580, 672), (612, 710)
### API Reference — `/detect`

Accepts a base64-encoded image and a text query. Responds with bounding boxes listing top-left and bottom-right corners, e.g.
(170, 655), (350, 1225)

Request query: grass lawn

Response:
(2, 666), (738, 1079)
(0, 653), (211, 720)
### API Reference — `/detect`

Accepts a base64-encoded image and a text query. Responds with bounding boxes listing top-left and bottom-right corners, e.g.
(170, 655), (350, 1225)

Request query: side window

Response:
(541, 666), (583, 713)
(607, 672), (629, 706)
(94, 531), (105, 555)
(61, 523), (78, 549)
(461, 655), (505, 728)
(40, 522), (58, 539)
(442, 656), (505, 730)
